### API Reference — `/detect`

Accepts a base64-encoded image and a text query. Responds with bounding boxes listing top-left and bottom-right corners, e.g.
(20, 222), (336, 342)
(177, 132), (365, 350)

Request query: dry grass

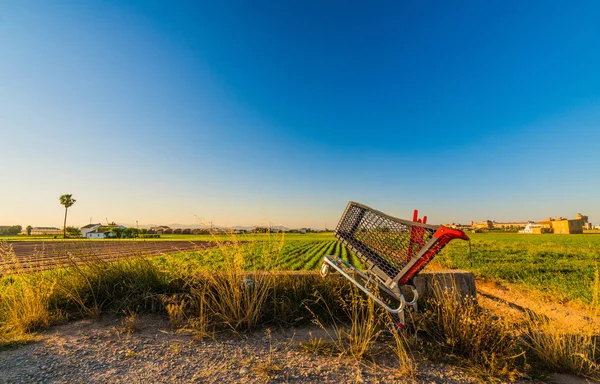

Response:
(340, 287), (385, 361)
(383, 312), (418, 379)
(303, 282), (418, 377)
(201, 271), (274, 333)
(164, 297), (187, 329)
(304, 286), (383, 361)
(420, 278), (525, 380)
(0, 244), (57, 337)
(1, 237), (599, 382)
(521, 266), (600, 380)
(0, 277), (56, 335)
(299, 334), (338, 355)
(187, 285), (211, 338)
(524, 314), (599, 380)
(0, 237), (345, 342)
(252, 328), (282, 380)
(121, 308), (139, 334)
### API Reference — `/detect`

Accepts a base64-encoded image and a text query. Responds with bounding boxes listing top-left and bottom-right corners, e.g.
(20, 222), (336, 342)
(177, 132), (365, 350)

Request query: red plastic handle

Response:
(399, 226), (469, 284)
(433, 226), (470, 241)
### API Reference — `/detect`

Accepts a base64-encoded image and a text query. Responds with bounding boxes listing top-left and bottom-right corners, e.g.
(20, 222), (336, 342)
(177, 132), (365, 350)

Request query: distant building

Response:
(477, 212), (590, 235)
(149, 226), (171, 235)
(492, 221), (528, 229)
(30, 227), (62, 235)
(576, 213), (593, 230)
(86, 230), (111, 239)
(209, 228), (230, 234)
(80, 223), (101, 238)
(576, 213), (589, 224)
(86, 224), (126, 239)
(551, 218), (583, 234)
(535, 217), (555, 229)
(521, 222), (552, 234)
(471, 220), (493, 229)
(530, 214), (587, 234)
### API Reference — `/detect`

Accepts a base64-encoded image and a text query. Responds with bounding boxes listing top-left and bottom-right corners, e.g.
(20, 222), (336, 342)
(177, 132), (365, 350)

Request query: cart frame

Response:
(321, 201), (469, 328)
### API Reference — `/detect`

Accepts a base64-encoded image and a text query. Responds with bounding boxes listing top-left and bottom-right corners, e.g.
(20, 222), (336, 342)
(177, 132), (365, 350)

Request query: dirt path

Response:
(475, 278), (599, 333)
(0, 315), (490, 384)
(0, 268), (596, 382)
(0, 289), (595, 383)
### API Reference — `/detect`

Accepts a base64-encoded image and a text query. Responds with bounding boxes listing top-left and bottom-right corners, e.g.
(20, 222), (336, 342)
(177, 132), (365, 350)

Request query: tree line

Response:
(0, 225), (22, 236)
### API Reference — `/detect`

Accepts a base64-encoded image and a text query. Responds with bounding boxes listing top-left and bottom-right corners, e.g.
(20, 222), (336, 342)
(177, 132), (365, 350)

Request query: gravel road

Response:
(0, 315), (494, 384)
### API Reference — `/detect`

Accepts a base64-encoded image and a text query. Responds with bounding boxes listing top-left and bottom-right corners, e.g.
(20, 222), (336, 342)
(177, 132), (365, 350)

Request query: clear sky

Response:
(1, 1), (599, 229)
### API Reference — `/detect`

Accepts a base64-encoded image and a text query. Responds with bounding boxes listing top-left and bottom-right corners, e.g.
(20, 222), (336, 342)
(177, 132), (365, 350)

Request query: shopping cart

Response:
(321, 201), (469, 328)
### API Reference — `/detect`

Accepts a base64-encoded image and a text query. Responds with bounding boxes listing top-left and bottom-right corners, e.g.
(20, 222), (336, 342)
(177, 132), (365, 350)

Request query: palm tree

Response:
(59, 194), (76, 238)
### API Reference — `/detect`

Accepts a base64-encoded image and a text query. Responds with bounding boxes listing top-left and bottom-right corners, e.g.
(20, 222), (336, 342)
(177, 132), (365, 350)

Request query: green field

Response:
(152, 232), (599, 306)
(153, 233), (358, 272)
(436, 232), (600, 305)
(5, 231), (599, 306)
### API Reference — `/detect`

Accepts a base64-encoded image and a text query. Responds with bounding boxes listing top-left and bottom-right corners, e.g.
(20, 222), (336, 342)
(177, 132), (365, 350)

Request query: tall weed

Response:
(524, 313), (599, 380)
(421, 278), (524, 379)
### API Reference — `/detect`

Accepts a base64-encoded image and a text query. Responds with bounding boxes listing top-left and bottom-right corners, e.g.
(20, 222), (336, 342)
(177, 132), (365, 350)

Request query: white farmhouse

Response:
(86, 229), (111, 239)
(80, 223), (101, 238)
(86, 225), (126, 239)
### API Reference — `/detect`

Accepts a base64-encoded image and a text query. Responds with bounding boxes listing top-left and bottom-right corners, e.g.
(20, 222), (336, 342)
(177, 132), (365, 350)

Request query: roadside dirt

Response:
(475, 278), (599, 333)
(424, 262), (598, 333)
(0, 314), (518, 384)
(1, 282), (596, 384)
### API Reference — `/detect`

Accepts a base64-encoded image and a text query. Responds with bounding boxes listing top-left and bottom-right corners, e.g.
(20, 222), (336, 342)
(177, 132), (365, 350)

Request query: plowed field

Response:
(0, 241), (216, 274)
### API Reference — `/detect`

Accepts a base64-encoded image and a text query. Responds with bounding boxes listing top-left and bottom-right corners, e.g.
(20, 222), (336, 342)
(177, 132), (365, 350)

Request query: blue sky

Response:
(1, 1), (599, 228)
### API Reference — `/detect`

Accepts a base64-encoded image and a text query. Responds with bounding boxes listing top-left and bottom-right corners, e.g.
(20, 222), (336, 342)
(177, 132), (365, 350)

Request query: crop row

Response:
(274, 240), (362, 270)
(160, 239), (361, 273)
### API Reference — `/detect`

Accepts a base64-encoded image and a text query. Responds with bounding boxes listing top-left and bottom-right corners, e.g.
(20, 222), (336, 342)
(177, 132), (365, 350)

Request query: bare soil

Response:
(0, 314), (503, 384)
(0, 260), (596, 382)
(0, 241), (216, 274)
(0, 277), (595, 383)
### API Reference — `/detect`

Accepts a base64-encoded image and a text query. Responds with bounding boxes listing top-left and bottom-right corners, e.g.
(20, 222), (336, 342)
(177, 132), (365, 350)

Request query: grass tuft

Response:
(421, 278), (525, 380)
(252, 328), (282, 380)
(523, 313), (599, 380)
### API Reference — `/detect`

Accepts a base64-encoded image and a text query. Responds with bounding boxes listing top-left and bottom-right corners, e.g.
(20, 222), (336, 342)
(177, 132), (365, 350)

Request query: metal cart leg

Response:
(322, 255), (409, 327)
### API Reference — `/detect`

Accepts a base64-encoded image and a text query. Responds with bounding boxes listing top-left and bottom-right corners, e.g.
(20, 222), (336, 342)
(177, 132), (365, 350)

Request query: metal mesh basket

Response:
(334, 202), (468, 289)
(322, 201), (469, 328)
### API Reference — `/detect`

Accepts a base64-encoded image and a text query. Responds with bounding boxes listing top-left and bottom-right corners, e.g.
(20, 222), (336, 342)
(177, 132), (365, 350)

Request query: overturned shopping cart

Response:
(321, 202), (469, 328)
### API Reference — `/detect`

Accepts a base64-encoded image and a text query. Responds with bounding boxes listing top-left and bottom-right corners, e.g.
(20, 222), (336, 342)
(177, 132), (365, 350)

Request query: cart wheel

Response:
(320, 262), (330, 277)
